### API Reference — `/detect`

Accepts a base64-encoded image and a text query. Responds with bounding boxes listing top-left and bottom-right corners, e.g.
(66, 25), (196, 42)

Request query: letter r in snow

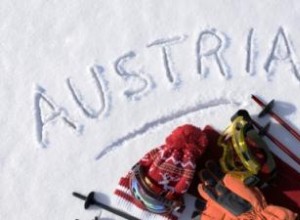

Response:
(196, 30), (228, 78)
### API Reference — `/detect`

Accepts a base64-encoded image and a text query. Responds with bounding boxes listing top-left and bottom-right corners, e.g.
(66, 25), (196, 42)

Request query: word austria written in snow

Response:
(34, 27), (300, 147)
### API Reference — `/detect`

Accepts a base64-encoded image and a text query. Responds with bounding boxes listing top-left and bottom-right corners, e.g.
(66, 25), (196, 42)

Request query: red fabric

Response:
(140, 124), (208, 199)
(261, 156), (300, 214)
(114, 124), (300, 219)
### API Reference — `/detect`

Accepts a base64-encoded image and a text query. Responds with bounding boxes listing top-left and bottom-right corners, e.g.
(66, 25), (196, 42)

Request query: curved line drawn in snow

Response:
(95, 98), (233, 160)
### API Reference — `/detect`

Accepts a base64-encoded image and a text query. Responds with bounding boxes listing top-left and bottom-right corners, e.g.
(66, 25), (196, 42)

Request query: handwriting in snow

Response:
(34, 27), (299, 148)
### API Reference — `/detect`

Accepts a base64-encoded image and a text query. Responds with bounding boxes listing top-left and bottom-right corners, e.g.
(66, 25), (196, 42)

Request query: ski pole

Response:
(72, 191), (141, 220)
(251, 94), (300, 143)
(251, 119), (300, 166)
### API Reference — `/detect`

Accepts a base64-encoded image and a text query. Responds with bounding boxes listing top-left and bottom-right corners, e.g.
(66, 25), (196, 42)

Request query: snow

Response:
(0, 0), (300, 219)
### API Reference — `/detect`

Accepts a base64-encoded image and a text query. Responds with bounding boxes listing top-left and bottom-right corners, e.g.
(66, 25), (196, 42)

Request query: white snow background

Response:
(1, 0), (300, 219)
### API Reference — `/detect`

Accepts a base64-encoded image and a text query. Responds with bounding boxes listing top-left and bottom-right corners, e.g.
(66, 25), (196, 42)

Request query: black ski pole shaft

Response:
(251, 119), (300, 166)
(251, 94), (300, 143)
(72, 192), (141, 220)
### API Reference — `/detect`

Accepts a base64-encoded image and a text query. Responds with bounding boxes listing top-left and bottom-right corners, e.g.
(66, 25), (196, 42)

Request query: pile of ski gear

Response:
(115, 124), (208, 219)
(73, 95), (300, 220)
(114, 97), (300, 220)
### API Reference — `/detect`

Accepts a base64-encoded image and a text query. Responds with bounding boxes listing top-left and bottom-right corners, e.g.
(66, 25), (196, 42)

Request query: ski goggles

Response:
(129, 164), (179, 214)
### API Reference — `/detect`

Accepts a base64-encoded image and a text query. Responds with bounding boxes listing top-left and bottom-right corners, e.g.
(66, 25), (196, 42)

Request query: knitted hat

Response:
(139, 124), (208, 201)
(114, 124), (209, 219)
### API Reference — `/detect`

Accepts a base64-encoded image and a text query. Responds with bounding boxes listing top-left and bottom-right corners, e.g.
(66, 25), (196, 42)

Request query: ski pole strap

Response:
(219, 110), (277, 186)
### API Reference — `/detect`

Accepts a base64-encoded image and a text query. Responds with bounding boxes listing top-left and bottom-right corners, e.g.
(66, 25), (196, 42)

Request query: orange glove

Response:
(197, 163), (298, 220)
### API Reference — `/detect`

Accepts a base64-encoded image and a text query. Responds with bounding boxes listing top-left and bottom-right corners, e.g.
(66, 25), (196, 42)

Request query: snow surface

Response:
(1, 0), (300, 219)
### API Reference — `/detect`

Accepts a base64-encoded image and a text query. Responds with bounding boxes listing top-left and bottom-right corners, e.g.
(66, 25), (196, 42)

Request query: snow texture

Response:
(1, 0), (300, 219)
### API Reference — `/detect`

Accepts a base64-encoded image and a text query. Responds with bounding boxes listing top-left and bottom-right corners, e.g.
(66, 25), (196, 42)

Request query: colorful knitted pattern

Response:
(114, 124), (208, 219)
